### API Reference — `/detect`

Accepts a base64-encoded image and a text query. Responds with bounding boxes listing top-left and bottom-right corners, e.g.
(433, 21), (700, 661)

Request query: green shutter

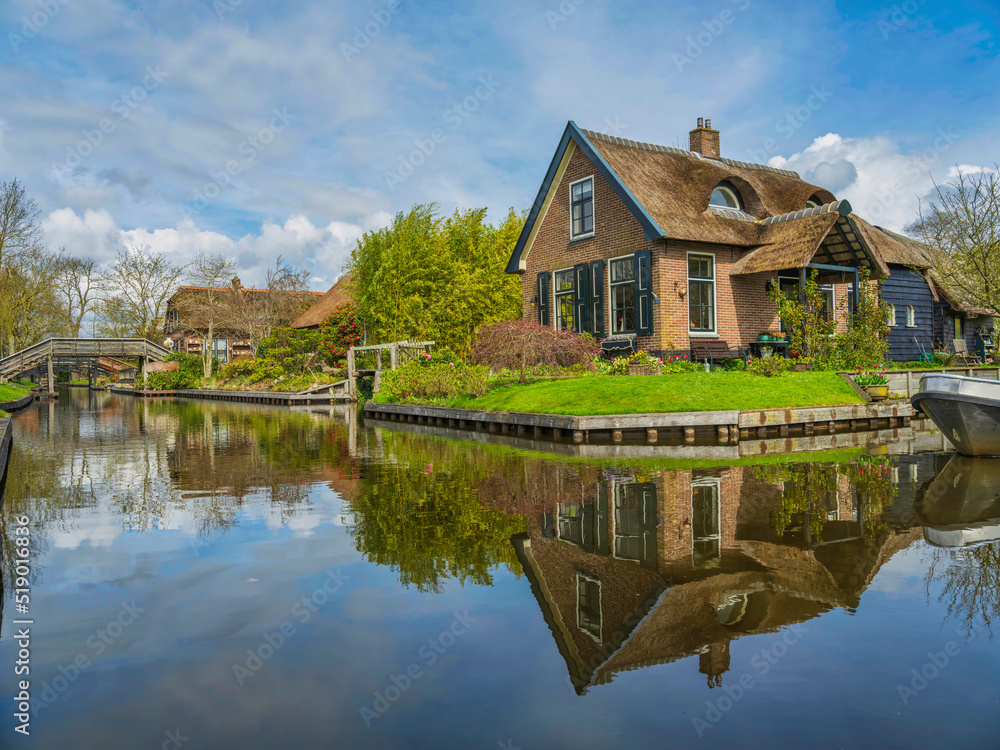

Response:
(635, 249), (653, 335)
(537, 271), (550, 326)
(574, 263), (590, 334)
(590, 260), (605, 336)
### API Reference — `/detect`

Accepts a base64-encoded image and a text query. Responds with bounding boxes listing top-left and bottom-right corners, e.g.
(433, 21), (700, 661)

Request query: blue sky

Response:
(1, 0), (998, 288)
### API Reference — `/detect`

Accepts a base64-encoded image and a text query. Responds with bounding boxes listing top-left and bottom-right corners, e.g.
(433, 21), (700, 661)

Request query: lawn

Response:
(0, 382), (31, 403)
(446, 371), (863, 416)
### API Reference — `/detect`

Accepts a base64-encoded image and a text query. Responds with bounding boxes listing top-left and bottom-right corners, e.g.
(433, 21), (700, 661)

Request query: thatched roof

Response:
(167, 286), (322, 330)
(292, 272), (355, 329)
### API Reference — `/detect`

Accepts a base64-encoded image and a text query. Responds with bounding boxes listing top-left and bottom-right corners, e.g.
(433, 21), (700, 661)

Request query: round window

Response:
(710, 186), (741, 209)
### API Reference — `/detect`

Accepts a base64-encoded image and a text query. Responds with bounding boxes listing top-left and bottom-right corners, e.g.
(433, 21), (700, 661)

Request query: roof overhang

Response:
(505, 121), (665, 274)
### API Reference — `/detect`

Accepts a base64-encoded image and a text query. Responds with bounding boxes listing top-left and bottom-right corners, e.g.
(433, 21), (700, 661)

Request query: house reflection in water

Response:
(513, 461), (928, 694)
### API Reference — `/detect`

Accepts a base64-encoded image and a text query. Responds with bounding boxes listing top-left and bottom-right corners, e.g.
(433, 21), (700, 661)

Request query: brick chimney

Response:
(689, 117), (720, 159)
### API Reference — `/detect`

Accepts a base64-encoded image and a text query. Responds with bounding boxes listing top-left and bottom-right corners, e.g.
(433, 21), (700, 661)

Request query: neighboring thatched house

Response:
(291, 272), (356, 330)
(165, 280), (322, 362)
(505, 119), (952, 360)
(855, 227), (994, 360)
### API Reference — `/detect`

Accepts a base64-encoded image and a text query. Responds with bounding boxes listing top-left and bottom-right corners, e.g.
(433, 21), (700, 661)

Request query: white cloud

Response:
(769, 131), (962, 231)
(42, 208), (380, 288)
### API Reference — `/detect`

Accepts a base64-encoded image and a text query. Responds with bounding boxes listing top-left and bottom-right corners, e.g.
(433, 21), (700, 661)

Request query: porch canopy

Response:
(730, 201), (889, 301)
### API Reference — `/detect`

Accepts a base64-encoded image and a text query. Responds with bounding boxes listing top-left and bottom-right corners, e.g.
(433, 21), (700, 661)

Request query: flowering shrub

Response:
(854, 367), (888, 386)
(748, 356), (791, 377)
(411, 348), (461, 367)
(320, 305), (364, 365)
(471, 319), (598, 382)
(378, 361), (489, 402)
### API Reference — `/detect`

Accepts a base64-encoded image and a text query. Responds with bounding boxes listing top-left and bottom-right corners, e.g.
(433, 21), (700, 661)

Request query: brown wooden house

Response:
(506, 119), (913, 359)
(165, 280), (322, 362)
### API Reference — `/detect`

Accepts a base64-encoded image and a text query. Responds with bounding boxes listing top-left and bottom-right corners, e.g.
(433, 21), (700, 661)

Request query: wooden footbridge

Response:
(0, 338), (172, 390)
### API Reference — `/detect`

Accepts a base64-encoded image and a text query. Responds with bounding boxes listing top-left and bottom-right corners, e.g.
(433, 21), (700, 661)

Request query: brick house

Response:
(506, 119), (911, 359)
(165, 280), (321, 362)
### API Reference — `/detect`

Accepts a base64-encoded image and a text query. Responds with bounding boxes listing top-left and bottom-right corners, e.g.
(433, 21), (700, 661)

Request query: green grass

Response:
(0, 382), (31, 403)
(444, 372), (863, 416)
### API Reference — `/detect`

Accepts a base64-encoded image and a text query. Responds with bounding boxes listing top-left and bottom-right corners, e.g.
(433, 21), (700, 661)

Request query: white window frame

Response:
(687, 251), (718, 337)
(212, 337), (229, 364)
(691, 477), (723, 565)
(610, 479), (640, 562)
(886, 303), (896, 327)
(569, 176), (595, 240)
(553, 267), (574, 331)
(907, 305), (916, 328)
(575, 571), (602, 642)
(608, 253), (637, 337)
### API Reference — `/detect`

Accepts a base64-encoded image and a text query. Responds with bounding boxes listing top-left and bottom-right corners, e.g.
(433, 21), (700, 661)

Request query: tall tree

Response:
(347, 204), (525, 356)
(906, 167), (1000, 317)
(97, 244), (186, 340)
(0, 179), (47, 355)
(184, 251), (239, 376)
(55, 252), (102, 338)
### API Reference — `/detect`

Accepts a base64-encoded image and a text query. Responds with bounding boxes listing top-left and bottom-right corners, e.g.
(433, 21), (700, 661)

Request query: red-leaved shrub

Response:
(471, 319), (598, 382)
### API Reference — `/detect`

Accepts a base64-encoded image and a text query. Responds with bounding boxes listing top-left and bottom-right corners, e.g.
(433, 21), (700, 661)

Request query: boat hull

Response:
(911, 374), (1000, 457)
(915, 454), (1000, 546)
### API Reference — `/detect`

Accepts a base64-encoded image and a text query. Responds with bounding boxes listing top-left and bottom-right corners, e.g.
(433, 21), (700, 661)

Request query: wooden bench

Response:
(691, 340), (748, 367)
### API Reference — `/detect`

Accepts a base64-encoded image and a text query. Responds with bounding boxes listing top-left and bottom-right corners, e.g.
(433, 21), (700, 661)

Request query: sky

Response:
(1, 0), (999, 290)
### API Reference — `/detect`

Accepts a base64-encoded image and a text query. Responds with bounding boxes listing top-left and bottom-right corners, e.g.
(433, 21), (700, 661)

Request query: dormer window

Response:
(709, 183), (742, 210)
(805, 194), (823, 209)
(570, 177), (594, 238)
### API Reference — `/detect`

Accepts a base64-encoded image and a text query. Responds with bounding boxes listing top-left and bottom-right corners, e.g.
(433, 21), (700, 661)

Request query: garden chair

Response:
(953, 339), (981, 366)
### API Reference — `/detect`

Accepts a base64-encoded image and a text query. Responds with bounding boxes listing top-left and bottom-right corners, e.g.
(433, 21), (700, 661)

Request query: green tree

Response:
(347, 204), (525, 356)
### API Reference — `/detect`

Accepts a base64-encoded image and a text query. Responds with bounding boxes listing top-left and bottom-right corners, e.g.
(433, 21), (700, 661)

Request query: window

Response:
(692, 479), (721, 569)
(886, 304), (896, 327)
(554, 269), (574, 331)
(570, 177), (594, 238)
(557, 504), (584, 547)
(819, 286), (835, 322)
(610, 256), (636, 334)
(907, 305), (916, 328)
(613, 484), (643, 561)
(212, 337), (229, 364)
(710, 184), (741, 209)
(576, 572), (602, 641)
(688, 254), (715, 333)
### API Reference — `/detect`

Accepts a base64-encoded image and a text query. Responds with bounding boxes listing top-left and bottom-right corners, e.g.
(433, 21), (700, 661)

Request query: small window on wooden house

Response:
(570, 177), (594, 238)
(907, 305), (916, 328)
(886, 304), (896, 327)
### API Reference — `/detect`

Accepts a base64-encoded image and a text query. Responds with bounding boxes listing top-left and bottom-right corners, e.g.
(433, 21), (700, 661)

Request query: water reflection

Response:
(1, 390), (1000, 748)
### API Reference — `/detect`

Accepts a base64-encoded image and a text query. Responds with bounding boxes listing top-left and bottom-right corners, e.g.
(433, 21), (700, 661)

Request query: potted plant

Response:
(627, 350), (663, 376)
(854, 367), (889, 401)
(759, 331), (772, 342)
(790, 357), (813, 372)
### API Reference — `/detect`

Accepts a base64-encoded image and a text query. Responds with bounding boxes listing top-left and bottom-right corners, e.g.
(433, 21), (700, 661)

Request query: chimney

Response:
(689, 117), (720, 159)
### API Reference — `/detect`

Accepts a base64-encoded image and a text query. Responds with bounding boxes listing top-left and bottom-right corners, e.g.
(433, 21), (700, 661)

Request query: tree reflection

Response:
(926, 543), (1000, 634)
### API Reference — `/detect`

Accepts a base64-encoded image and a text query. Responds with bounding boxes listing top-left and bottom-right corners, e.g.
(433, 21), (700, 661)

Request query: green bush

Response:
(748, 356), (791, 377)
(218, 359), (256, 380)
(144, 352), (203, 390)
(378, 361), (488, 402)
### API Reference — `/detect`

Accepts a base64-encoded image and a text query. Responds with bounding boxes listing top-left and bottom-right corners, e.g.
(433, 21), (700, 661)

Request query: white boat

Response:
(915, 454), (1000, 547)
(911, 373), (1000, 457)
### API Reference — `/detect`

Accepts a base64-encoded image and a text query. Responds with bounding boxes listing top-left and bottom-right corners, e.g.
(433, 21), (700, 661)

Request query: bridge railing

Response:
(0, 338), (172, 381)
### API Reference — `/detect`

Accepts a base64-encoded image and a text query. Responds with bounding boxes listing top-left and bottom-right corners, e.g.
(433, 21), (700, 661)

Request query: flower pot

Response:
(865, 384), (888, 401)
(627, 363), (662, 376)
(791, 363), (813, 371)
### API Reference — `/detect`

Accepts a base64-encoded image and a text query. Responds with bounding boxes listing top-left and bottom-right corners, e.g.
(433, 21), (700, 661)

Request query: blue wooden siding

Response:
(882, 264), (935, 361)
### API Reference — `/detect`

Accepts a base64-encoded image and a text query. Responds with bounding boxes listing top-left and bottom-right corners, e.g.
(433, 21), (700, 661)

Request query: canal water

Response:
(1, 389), (999, 749)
